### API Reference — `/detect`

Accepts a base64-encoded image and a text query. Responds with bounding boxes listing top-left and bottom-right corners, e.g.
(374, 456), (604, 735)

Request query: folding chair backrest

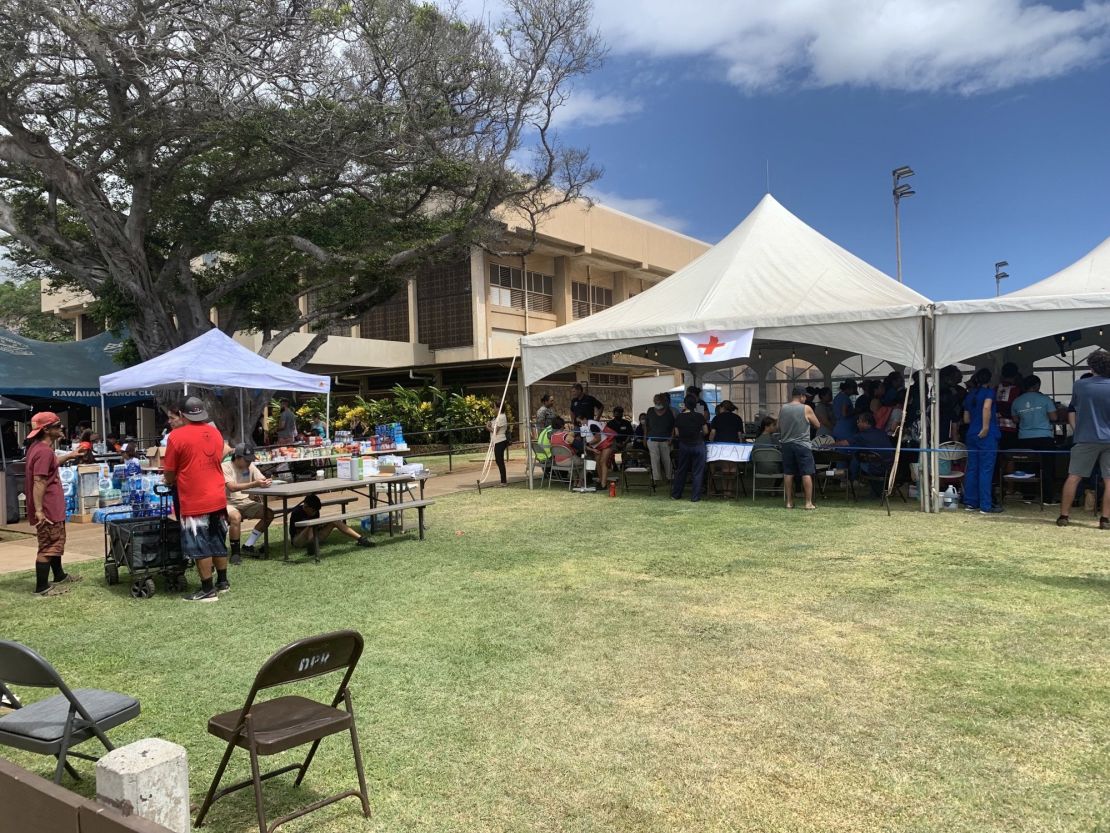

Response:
(938, 442), (967, 462)
(1008, 452), (1038, 466)
(252, 630), (363, 695)
(0, 641), (66, 689)
(751, 447), (783, 473)
(551, 445), (577, 465)
(857, 450), (891, 472)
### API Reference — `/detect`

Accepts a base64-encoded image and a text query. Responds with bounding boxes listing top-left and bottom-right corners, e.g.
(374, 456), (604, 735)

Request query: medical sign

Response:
(678, 329), (755, 364)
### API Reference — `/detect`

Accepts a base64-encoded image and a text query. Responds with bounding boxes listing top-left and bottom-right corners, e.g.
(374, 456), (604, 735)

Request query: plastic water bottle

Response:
(943, 485), (958, 509)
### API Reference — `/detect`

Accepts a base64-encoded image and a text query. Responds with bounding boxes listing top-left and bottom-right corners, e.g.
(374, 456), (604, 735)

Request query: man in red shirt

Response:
(24, 412), (84, 596)
(163, 397), (230, 602)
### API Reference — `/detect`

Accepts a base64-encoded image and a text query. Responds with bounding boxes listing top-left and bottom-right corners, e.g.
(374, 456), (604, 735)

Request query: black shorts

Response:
(180, 510), (229, 561)
(781, 443), (816, 476)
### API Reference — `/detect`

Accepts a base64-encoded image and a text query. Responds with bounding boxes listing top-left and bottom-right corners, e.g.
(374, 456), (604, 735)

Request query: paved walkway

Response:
(0, 456), (533, 576)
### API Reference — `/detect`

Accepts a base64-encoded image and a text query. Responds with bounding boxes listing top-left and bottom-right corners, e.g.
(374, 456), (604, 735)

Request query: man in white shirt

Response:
(222, 444), (274, 561)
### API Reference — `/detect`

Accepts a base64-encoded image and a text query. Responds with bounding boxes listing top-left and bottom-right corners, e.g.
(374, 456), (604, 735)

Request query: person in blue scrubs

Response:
(963, 368), (1002, 513)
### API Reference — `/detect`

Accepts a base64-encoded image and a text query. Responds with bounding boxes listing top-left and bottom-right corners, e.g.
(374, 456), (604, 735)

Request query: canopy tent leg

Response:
(325, 391), (331, 440)
(99, 394), (109, 449)
(238, 389), (246, 445)
(518, 364), (532, 490)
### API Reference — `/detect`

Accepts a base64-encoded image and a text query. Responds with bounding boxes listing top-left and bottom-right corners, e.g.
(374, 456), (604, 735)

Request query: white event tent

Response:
(520, 194), (937, 501)
(520, 194), (933, 388)
(99, 328), (331, 440)
(934, 235), (1110, 367)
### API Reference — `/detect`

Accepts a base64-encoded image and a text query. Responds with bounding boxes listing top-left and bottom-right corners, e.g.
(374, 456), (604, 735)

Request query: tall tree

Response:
(0, 272), (75, 341)
(0, 0), (602, 431)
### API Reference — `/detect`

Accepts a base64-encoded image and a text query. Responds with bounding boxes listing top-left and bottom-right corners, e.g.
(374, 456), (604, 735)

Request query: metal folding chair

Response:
(620, 449), (656, 494)
(751, 447), (784, 502)
(530, 441), (552, 484)
(0, 641), (141, 784)
(194, 630), (371, 833)
(1000, 451), (1044, 510)
(937, 441), (967, 497)
(856, 450), (902, 516)
(547, 445), (583, 489)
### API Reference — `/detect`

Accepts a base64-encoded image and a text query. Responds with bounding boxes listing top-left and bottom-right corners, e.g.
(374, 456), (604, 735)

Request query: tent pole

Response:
(919, 309), (934, 513)
(100, 394), (108, 448)
(518, 360), (532, 490)
(238, 389), (245, 445)
(325, 391), (331, 440)
(928, 307), (941, 513)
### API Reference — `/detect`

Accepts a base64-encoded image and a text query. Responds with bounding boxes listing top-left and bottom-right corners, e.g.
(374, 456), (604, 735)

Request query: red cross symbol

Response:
(697, 335), (728, 356)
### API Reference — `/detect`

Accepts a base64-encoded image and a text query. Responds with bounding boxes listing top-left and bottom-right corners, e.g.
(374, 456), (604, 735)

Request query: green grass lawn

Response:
(2, 490), (1108, 833)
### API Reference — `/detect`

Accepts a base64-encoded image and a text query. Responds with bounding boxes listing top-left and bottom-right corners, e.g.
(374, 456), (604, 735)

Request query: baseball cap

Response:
(232, 443), (256, 462)
(181, 396), (209, 423)
(27, 411), (62, 440)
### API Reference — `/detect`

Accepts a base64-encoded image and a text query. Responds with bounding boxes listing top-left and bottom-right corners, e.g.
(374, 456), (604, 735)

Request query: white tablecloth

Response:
(706, 443), (753, 463)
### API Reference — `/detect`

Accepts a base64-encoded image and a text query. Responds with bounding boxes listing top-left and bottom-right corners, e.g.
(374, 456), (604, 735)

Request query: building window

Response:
(571, 282), (613, 319)
(488, 265), (553, 313)
(359, 290), (409, 342)
(417, 258), (472, 349)
(588, 372), (628, 386)
(305, 291), (356, 337)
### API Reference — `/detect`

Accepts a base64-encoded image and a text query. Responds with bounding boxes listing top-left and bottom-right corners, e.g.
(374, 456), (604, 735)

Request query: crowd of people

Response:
(935, 352), (1110, 525)
(530, 354), (1110, 525)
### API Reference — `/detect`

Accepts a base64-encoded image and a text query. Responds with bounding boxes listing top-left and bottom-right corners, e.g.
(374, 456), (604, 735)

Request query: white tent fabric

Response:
(99, 328), (331, 394)
(520, 194), (931, 385)
(934, 235), (1110, 366)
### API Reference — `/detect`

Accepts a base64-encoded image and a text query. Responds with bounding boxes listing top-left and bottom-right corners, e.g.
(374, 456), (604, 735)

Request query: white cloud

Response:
(552, 89), (643, 128)
(592, 0), (1110, 94)
(589, 189), (690, 232)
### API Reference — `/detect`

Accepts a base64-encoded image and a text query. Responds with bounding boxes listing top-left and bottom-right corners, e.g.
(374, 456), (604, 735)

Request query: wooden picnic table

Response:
(244, 473), (432, 560)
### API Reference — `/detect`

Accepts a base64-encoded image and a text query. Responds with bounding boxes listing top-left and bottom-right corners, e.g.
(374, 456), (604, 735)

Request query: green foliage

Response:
(335, 385), (504, 443)
(0, 275), (74, 341)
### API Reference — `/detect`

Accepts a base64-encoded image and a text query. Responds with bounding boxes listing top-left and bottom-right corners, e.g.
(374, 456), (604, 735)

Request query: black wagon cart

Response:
(102, 485), (188, 598)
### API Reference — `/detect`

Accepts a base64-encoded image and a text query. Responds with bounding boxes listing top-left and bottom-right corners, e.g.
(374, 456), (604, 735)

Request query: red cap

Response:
(27, 411), (62, 440)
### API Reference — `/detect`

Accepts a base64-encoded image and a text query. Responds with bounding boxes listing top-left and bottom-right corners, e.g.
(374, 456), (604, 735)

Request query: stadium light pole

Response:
(892, 166), (915, 284)
(994, 261), (1009, 296)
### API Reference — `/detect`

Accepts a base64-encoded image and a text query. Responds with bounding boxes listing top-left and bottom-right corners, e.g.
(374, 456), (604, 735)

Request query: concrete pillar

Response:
(137, 406), (157, 446)
(406, 278), (418, 345)
(552, 256), (572, 325)
(469, 246), (489, 359)
(96, 738), (191, 833)
(612, 271), (631, 303)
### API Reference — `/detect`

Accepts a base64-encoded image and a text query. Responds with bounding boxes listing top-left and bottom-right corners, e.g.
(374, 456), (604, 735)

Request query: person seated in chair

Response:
(753, 416), (778, 447)
(289, 494), (374, 550)
(835, 411), (894, 495)
(581, 417), (617, 487)
(222, 444), (276, 562)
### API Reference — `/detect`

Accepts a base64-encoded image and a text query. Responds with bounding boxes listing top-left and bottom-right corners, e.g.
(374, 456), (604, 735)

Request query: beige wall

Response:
(40, 197), (710, 378)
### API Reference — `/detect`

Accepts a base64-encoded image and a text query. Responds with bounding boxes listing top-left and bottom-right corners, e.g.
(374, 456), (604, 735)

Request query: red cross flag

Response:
(678, 329), (755, 364)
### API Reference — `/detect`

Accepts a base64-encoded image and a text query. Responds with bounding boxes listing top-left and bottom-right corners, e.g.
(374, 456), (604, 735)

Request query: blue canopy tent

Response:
(0, 329), (154, 406)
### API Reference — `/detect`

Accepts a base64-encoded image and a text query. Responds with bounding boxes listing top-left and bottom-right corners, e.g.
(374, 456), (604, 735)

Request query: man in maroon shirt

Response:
(164, 397), (231, 602)
(24, 412), (84, 596)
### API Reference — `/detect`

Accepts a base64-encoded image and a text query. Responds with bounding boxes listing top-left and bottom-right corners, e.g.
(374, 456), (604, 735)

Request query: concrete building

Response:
(41, 199), (710, 429)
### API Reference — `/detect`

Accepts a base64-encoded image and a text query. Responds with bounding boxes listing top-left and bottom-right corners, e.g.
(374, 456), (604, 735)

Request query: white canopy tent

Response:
(99, 328), (331, 441)
(934, 234), (1110, 368)
(520, 194), (932, 387)
(519, 194), (936, 502)
(926, 234), (1110, 512)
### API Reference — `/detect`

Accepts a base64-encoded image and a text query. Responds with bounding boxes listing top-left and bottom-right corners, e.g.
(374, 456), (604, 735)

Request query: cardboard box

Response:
(336, 456), (364, 481)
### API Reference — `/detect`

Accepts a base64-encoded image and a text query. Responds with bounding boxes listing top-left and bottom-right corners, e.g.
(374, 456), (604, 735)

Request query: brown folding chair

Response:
(194, 630), (371, 833)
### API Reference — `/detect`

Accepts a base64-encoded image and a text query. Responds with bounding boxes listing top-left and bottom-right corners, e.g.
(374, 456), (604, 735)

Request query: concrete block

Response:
(96, 738), (190, 833)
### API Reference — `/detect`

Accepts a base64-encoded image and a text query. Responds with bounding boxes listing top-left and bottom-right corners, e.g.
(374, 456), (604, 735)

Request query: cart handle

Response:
(153, 484), (173, 496)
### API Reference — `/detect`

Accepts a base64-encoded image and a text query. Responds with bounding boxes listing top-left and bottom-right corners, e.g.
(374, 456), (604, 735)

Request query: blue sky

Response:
(528, 0), (1110, 301)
